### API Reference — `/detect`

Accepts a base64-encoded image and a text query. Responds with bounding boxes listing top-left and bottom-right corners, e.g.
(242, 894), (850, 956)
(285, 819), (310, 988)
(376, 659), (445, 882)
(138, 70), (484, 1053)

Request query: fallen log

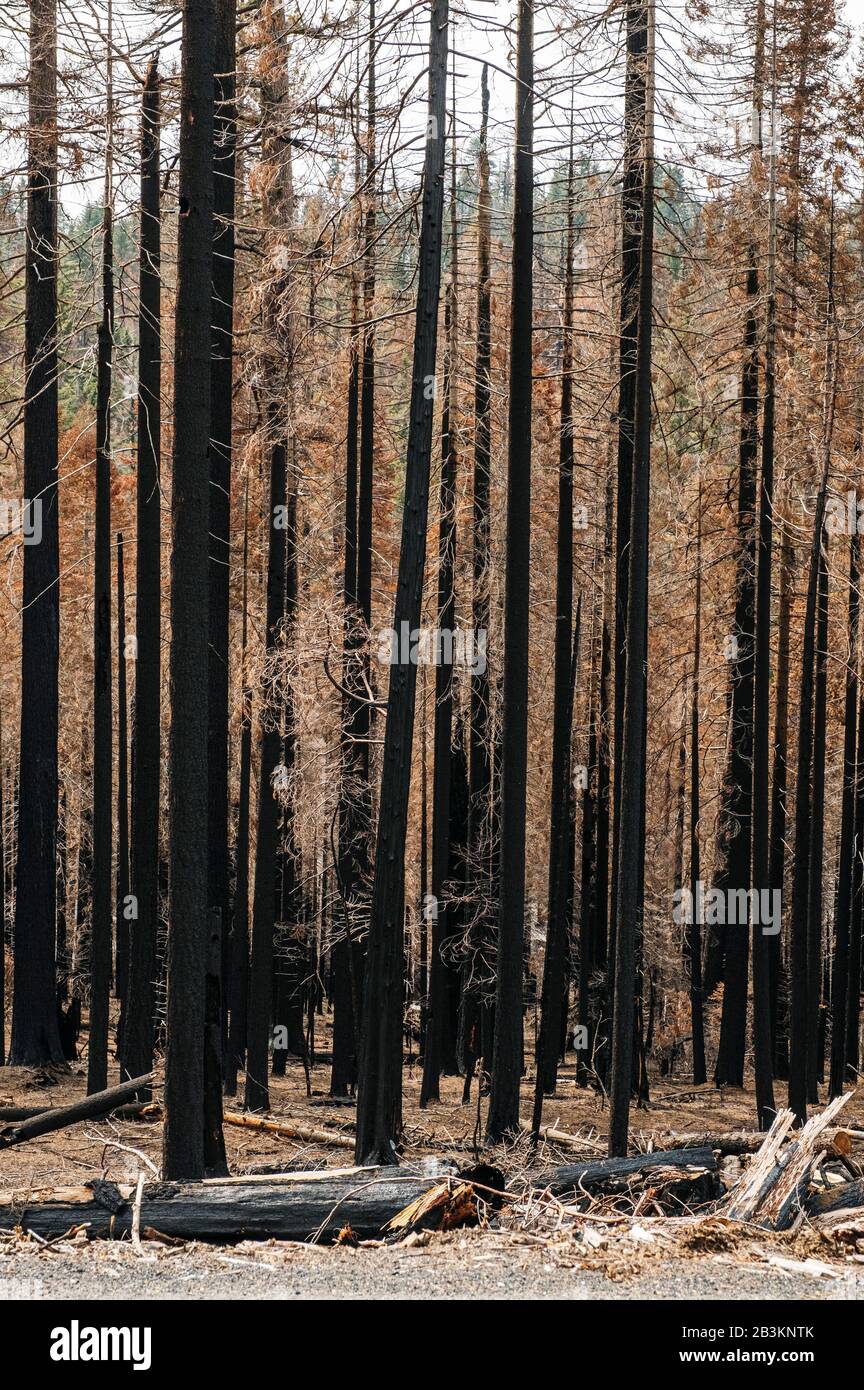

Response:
(651, 1128), (854, 1158)
(533, 1147), (717, 1197)
(0, 1107), (52, 1122)
(0, 1074), (156, 1150)
(807, 1177), (864, 1219)
(809, 1207), (864, 1244)
(222, 1111), (355, 1150)
(0, 1167), (450, 1243)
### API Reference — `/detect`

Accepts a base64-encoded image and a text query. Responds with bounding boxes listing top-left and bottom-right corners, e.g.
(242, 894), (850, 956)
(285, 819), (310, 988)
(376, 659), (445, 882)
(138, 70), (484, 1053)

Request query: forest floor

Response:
(2, 1021), (864, 1299)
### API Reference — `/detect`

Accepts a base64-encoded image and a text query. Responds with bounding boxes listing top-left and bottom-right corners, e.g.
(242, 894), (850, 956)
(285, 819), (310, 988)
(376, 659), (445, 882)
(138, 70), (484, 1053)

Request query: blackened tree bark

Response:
(608, 0), (654, 1158)
(272, 461), (299, 1078)
(419, 682), (429, 1056)
(750, 66), (777, 1126)
(208, 0), (237, 1062)
(333, 23), (376, 1094)
(162, 0), (220, 1180)
(245, 438), (288, 1113)
(713, 249), (759, 1090)
(486, 0), (534, 1146)
(88, 107), (115, 1097)
(420, 281), (458, 1107)
(244, 17), (294, 1115)
(354, 0), (448, 1166)
(123, 58), (161, 1087)
(609, 0), (648, 988)
(115, 534), (130, 1009)
(465, 62), (493, 1093)
(331, 254), (361, 1097)
(830, 527), (859, 1098)
(10, 0), (64, 1068)
(225, 486), (251, 1097)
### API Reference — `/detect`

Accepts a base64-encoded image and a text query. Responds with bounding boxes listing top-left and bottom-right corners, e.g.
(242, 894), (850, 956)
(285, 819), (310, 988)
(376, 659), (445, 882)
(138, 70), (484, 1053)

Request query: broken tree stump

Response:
(0, 1167), (453, 1244)
(0, 1074), (156, 1150)
(721, 1093), (855, 1230)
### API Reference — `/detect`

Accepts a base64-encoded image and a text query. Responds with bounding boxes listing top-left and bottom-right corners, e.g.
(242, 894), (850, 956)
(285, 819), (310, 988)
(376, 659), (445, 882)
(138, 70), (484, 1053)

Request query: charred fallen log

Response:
(0, 1168), (451, 1243)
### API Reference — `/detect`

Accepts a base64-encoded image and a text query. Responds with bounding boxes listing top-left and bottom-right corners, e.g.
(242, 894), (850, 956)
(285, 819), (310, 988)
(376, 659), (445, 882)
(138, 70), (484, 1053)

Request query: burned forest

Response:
(2, 0), (864, 1317)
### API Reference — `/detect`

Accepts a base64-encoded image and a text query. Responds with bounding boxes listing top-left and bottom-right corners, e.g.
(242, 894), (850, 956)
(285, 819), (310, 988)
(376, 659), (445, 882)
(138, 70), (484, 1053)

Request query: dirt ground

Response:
(2, 1018), (864, 1300)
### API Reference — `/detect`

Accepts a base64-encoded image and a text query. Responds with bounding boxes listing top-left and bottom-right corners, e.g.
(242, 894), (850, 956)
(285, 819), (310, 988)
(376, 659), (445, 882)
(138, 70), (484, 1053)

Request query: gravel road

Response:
(2, 1247), (863, 1300)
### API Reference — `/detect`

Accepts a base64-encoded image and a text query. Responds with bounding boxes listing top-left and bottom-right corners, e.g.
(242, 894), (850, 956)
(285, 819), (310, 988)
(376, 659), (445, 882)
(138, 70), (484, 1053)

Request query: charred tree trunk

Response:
(331, 196), (362, 1098)
(354, 0), (448, 1166)
(245, 438), (288, 1113)
(10, 0), (64, 1068)
(608, 0), (654, 1158)
(713, 249), (759, 1090)
(162, 0), (220, 1180)
(88, 112), (115, 1097)
(609, 0), (648, 999)
(115, 535), (130, 1012)
(465, 63), (493, 1100)
(420, 282), (458, 1107)
(225, 487), (251, 1097)
(486, 0), (534, 1146)
(208, 0), (237, 1068)
(123, 59), (161, 1087)
(750, 78), (777, 1125)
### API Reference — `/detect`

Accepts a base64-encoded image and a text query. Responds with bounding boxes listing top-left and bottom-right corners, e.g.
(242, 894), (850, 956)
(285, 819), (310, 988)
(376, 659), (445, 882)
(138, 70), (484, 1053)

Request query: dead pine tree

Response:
(122, 57), (161, 1088)
(712, 242), (759, 1091)
(354, 0), (449, 1167)
(88, 36), (115, 1097)
(750, 19), (777, 1129)
(208, 0), (238, 1069)
(789, 209), (837, 1125)
(10, 0), (65, 1068)
(162, 0), (225, 1180)
(331, 123), (362, 1099)
(463, 61), (494, 1103)
(244, 20), (295, 1115)
(608, 0), (654, 1159)
(486, 0), (534, 1147)
(115, 533), (130, 1012)
(225, 484), (252, 1098)
(420, 277), (458, 1107)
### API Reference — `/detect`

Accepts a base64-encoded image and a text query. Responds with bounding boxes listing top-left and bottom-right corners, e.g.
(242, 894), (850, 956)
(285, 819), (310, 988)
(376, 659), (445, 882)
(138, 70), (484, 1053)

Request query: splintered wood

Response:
(722, 1092), (855, 1230)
